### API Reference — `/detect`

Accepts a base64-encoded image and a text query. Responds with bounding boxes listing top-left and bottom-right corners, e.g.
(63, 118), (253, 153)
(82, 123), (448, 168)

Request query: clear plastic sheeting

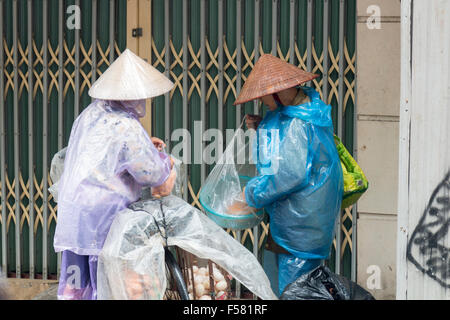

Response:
(49, 148), (185, 202)
(97, 195), (277, 300)
(200, 122), (254, 214)
(170, 156), (186, 199)
(199, 122), (265, 229)
(49, 147), (67, 203)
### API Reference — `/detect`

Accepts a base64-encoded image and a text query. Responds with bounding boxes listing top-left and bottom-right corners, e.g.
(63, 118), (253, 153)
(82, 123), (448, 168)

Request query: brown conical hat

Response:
(233, 54), (319, 105)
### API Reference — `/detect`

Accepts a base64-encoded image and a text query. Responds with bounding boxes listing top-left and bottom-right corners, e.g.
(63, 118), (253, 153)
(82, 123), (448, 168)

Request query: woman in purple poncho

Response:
(53, 49), (176, 300)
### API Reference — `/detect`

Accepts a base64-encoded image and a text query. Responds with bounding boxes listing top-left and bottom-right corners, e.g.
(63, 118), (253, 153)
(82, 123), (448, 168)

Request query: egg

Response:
(198, 267), (208, 276)
(199, 295), (212, 300)
(215, 280), (227, 292)
(213, 269), (224, 282)
(194, 275), (205, 285)
(203, 279), (211, 290)
(194, 283), (205, 297)
(216, 290), (227, 300)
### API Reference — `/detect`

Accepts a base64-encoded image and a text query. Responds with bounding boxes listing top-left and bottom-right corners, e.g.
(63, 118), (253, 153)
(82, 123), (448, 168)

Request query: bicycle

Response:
(48, 148), (190, 300)
(126, 198), (190, 300)
(32, 200), (190, 300)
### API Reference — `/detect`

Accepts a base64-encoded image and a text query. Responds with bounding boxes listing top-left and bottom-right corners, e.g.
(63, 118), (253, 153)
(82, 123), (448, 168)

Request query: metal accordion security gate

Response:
(0, 0), (126, 280)
(0, 0), (357, 289)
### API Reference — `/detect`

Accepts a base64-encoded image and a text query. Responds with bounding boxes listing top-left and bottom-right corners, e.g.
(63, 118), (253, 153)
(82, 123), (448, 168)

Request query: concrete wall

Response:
(356, 0), (401, 300)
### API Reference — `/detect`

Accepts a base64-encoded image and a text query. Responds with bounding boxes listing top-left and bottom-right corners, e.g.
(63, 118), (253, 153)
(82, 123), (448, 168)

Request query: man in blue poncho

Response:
(232, 54), (344, 295)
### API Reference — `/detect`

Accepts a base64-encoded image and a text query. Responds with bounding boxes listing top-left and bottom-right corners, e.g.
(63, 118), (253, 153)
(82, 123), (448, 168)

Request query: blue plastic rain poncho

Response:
(244, 87), (343, 293)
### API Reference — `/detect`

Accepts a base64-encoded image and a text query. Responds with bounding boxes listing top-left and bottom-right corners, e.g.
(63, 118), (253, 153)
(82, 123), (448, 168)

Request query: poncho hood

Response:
(280, 86), (333, 127)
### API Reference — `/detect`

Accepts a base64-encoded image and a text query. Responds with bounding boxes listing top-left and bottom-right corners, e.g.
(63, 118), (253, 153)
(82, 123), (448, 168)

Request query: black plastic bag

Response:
(280, 266), (375, 300)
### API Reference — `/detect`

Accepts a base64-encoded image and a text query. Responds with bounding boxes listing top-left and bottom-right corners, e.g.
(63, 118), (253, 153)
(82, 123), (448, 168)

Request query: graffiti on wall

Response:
(407, 171), (450, 288)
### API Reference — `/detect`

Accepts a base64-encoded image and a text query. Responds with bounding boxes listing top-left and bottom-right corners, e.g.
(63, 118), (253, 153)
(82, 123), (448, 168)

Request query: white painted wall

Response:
(356, 0), (401, 300)
(397, 0), (450, 300)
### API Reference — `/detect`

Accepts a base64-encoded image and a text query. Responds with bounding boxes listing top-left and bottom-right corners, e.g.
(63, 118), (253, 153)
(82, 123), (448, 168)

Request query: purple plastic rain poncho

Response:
(53, 99), (172, 299)
(57, 251), (99, 300)
(54, 99), (172, 255)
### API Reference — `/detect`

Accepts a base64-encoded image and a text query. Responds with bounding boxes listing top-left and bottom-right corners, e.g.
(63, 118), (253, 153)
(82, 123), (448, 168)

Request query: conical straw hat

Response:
(88, 48), (174, 100)
(233, 54), (319, 105)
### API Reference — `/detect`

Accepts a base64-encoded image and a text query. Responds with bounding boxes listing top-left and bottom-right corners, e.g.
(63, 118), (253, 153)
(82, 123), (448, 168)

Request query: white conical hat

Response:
(88, 48), (174, 100)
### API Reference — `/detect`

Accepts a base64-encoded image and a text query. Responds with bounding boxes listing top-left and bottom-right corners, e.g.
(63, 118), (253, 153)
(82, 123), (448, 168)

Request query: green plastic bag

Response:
(334, 136), (368, 209)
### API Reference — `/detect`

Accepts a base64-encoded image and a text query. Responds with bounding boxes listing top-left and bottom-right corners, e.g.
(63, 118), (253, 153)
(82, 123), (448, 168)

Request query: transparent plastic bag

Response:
(97, 195), (277, 300)
(48, 147), (67, 203)
(169, 155), (186, 198)
(199, 121), (265, 230)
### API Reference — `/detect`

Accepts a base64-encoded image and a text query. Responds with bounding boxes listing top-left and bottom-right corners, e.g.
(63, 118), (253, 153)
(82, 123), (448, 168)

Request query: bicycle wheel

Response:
(164, 247), (190, 300)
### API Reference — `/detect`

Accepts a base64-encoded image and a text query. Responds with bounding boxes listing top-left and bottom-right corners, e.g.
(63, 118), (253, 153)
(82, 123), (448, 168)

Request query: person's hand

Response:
(124, 270), (146, 300)
(151, 137), (166, 152)
(226, 200), (257, 215)
(245, 114), (262, 130)
(226, 188), (257, 215)
(151, 168), (177, 198)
